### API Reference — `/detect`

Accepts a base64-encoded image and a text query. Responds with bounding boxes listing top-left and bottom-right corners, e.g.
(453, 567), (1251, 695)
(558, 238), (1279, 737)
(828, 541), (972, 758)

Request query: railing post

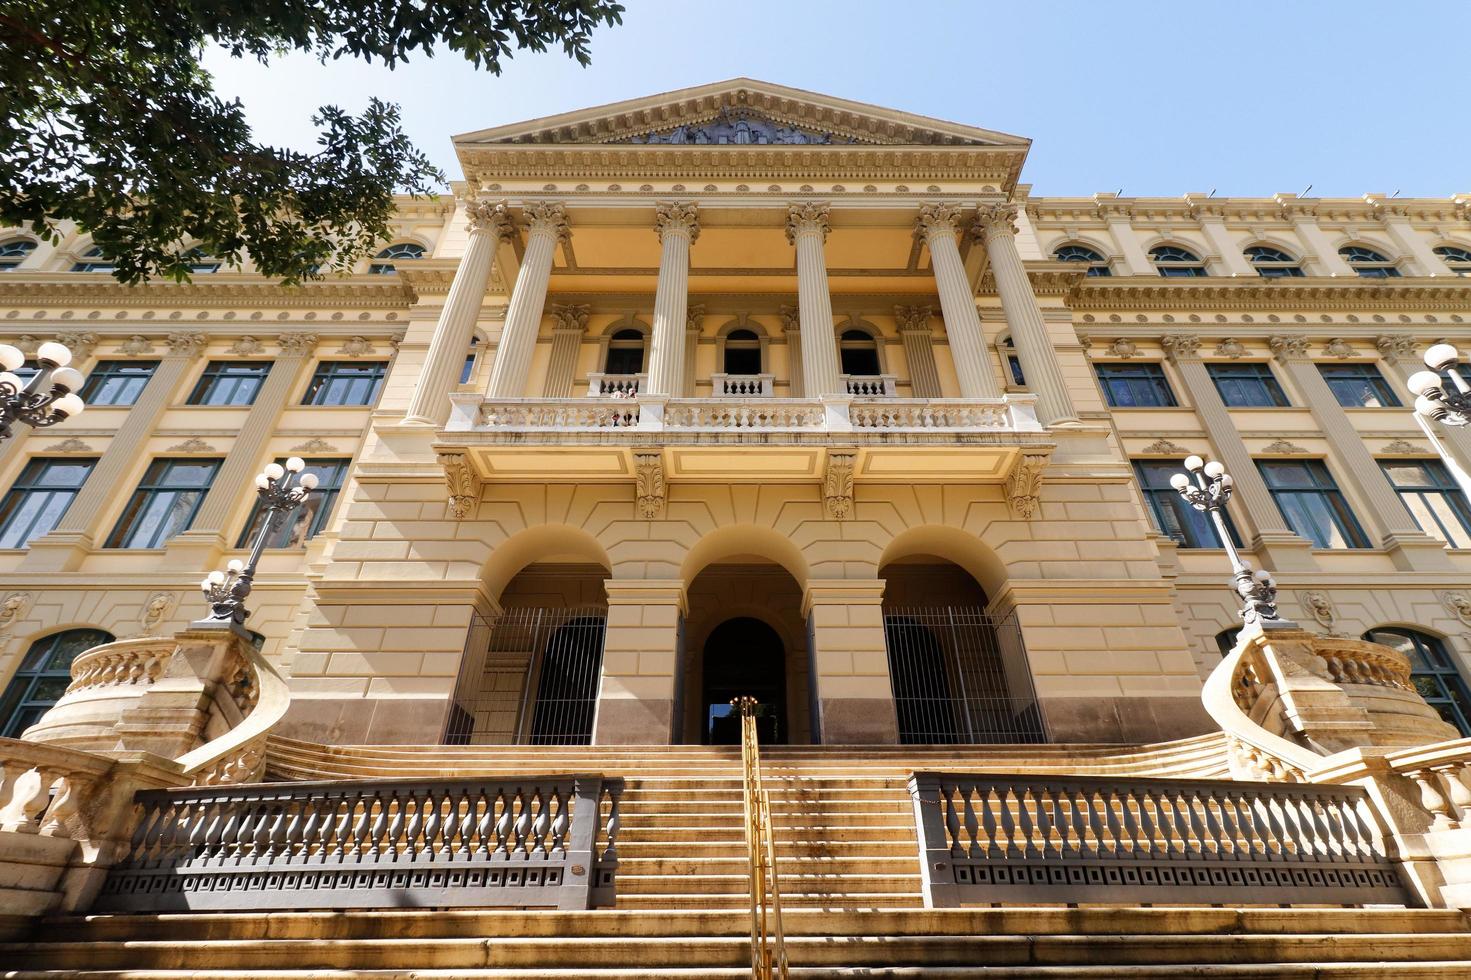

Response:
(560, 775), (600, 910)
(909, 772), (960, 908)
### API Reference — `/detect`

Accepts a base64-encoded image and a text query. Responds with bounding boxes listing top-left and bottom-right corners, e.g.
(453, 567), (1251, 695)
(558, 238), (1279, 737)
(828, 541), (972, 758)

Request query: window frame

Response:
(0, 457), (96, 548)
(79, 360), (158, 407)
(187, 361), (272, 406)
(1244, 245), (1305, 278)
(1362, 627), (1471, 736)
(71, 245), (116, 274)
(368, 242), (425, 275)
(1206, 361), (1291, 407)
(1317, 362), (1402, 408)
(1434, 245), (1471, 275)
(1053, 243), (1112, 277)
(236, 457), (351, 549)
(1379, 458), (1471, 548)
(0, 238), (37, 270)
(1094, 361), (1178, 408)
(1133, 459), (1244, 549)
(1339, 245), (1401, 278)
(838, 328), (883, 377)
(106, 457), (221, 549)
(1257, 458), (1371, 549)
(603, 328), (646, 375)
(0, 629), (116, 737)
(1148, 244), (1208, 278)
(301, 361), (388, 407)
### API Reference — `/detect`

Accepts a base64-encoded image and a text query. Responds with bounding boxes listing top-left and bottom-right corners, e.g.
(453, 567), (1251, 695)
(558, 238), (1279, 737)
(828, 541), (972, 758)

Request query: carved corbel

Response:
(823, 450), (857, 521)
(634, 450), (666, 519)
(1005, 453), (1049, 519)
(438, 452), (481, 520)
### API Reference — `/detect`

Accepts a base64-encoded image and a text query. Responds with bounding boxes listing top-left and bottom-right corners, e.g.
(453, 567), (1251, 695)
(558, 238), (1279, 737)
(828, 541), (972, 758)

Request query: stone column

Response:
(645, 203), (700, 397)
(781, 306), (804, 398)
(165, 333), (318, 565)
(402, 199), (512, 424)
(1270, 334), (1451, 569)
(485, 202), (567, 399)
(785, 204), (842, 397)
(916, 205), (1001, 400)
(683, 305), (704, 397)
(896, 305), (942, 398)
(1276, 198), (1355, 276)
(803, 580), (898, 744)
(973, 204), (1075, 420)
(22, 332), (206, 571)
(1159, 335), (1316, 570)
(593, 580), (686, 745)
(541, 304), (589, 396)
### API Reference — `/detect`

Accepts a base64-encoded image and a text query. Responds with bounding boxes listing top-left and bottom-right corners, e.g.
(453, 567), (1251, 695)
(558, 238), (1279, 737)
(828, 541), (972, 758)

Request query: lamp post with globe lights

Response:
(0, 341), (87, 444)
(1170, 455), (1297, 632)
(195, 458), (318, 629)
(1407, 343), (1471, 428)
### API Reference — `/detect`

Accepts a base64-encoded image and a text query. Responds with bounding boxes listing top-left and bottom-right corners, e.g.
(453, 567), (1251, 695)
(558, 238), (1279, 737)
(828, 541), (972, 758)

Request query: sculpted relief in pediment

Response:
(613, 109), (851, 146)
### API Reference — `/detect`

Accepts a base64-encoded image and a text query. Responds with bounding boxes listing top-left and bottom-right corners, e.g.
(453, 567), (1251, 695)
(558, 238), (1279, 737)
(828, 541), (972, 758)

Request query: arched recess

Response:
(878, 524), (1007, 600)
(1362, 625), (1471, 736)
(679, 524), (809, 591)
(836, 316), (888, 376)
(714, 315), (770, 376)
(480, 524), (612, 607)
(595, 313), (652, 375)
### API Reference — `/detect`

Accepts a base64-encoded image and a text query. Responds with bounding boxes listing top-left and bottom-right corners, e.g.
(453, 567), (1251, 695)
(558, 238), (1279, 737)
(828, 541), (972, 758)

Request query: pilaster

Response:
(542, 303), (590, 396)
(593, 580), (686, 745)
(896, 305), (942, 398)
(802, 579), (898, 744)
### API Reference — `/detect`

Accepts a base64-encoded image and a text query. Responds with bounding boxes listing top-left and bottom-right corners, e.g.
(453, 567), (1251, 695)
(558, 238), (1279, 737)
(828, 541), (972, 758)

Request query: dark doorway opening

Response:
(701, 617), (787, 744)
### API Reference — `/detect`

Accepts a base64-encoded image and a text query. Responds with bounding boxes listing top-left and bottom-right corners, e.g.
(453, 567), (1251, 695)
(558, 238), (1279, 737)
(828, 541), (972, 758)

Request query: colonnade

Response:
(404, 198), (1079, 426)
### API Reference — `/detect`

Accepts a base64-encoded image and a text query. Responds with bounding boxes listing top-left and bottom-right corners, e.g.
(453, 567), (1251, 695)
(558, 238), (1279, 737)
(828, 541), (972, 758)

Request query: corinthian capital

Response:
(277, 332), (318, 357)
(1268, 334), (1310, 362)
(1159, 334), (1201, 362)
(522, 201), (570, 243)
(165, 332), (208, 357)
(914, 204), (964, 240)
(972, 203), (1020, 240)
(655, 202), (701, 244)
(894, 305), (934, 333)
(1375, 334), (1416, 363)
(465, 198), (514, 241)
(549, 304), (590, 333)
(785, 203), (831, 245)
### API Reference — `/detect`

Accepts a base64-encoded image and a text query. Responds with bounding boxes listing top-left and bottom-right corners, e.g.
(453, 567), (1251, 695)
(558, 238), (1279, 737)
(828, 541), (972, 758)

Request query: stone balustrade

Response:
(710, 372), (774, 397)
(586, 372), (645, 397)
(843, 373), (897, 397)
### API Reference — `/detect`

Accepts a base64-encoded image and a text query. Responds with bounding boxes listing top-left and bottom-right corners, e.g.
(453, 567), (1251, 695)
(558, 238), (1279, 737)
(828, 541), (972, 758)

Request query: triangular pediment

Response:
(455, 78), (1028, 148)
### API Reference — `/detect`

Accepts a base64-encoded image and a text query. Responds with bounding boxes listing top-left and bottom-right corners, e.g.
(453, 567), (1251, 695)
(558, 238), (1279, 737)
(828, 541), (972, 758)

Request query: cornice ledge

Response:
(1069, 277), (1471, 311)
(0, 276), (414, 309)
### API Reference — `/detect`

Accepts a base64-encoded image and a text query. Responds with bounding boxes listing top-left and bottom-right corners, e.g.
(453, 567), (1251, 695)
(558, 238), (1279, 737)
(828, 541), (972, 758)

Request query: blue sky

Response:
(203, 1), (1469, 198)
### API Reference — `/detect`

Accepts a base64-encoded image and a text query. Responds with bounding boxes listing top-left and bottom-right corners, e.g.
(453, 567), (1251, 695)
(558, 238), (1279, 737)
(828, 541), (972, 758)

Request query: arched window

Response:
(1434, 245), (1471, 276)
(1000, 336), (1025, 386)
(723, 328), (762, 375)
(0, 239), (37, 271)
(1339, 245), (1400, 278)
(0, 628), (115, 737)
(839, 329), (881, 376)
(71, 246), (116, 274)
(182, 247), (220, 274)
(1149, 245), (1207, 278)
(369, 242), (425, 275)
(1362, 627), (1471, 735)
(1053, 243), (1111, 277)
(1245, 245), (1305, 278)
(604, 329), (645, 375)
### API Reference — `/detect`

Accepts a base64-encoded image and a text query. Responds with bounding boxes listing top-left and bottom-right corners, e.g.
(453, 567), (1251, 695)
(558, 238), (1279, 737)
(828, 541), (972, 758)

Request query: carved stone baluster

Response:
(550, 788), (569, 856)
(512, 788), (531, 855)
(979, 784), (1001, 859)
(1033, 786), (1057, 859)
(493, 790), (511, 856)
(1101, 788), (1128, 859)
(423, 789), (445, 860)
(1410, 770), (1457, 830)
(944, 783), (963, 857)
(961, 782), (981, 859)
(0, 767), (45, 833)
(404, 790), (428, 862)
(602, 783), (622, 864)
(1439, 765), (1471, 827)
(1217, 790), (1249, 860)
(996, 785), (1019, 859)
(1083, 789), (1109, 859)
(1134, 788), (1162, 860)
(368, 793), (393, 862)
(125, 799), (164, 866)
(1311, 793), (1346, 860)
(1066, 787), (1092, 859)
(1275, 793), (1312, 861)
(531, 789), (549, 857)
(1258, 792), (1290, 859)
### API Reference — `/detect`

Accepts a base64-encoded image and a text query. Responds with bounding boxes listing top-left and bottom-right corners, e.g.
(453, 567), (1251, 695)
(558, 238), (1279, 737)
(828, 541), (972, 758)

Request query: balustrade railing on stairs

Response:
(95, 774), (623, 912)
(734, 697), (788, 980)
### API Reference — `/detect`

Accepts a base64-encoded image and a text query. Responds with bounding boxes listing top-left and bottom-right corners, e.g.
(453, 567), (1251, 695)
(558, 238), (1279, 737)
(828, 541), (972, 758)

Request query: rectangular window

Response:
(236, 458), (351, 548)
(0, 458), (95, 548)
(79, 360), (158, 407)
(1258, 459), (1371, 549)
(1133, 460), (1243, 548)
(302, 361), (387, 406)
(188, 361), (271, 406)
(1094, 363), (1177, 407)
(1207, 362), (1289, 407)
(1318, 363), (1401, 408)
(106, 458), (220, 549)
(1380, 459), (1471, 548)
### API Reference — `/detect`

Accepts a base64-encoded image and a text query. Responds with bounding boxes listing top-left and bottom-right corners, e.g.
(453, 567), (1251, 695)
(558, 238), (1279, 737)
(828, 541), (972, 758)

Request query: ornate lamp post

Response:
(197, 458), (318, 627)
(0, 342), (87, 444)
(1170, 455), (1297, 631)
(1408, 344), (1471, 427)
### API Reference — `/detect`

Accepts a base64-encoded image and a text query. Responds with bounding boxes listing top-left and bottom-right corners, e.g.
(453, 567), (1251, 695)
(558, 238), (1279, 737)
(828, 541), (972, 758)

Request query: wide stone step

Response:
(10, 933), (1471, 972)
(615, 823), (915, 842)
(10, 966), (1471, 979)
(611, 892), (925, 910)
(616, 839), (919, 858)
(615, 855), (918, 876)
(614, 871), (919, 895)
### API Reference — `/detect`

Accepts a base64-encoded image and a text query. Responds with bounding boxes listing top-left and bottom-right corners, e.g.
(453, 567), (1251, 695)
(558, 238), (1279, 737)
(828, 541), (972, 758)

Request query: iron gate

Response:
(444, 606), (607, 745)
(882, 606), (1045, 744)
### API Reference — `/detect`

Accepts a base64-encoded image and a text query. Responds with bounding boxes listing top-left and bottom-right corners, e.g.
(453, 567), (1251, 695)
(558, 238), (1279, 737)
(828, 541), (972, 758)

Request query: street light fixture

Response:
(1408, 344), (1471, 427)
(0, 342), (87, 444)
(1170, 455), (1297, 631)
(197, 457), (319, 628)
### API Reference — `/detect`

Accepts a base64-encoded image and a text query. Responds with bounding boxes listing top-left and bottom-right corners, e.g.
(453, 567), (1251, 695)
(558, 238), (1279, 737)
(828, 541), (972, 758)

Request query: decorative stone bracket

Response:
(1005, 453), (1048, 519)
(634, 450), (666, 519)
(823, 450), (856, 520)
(438, 452), (482, 520)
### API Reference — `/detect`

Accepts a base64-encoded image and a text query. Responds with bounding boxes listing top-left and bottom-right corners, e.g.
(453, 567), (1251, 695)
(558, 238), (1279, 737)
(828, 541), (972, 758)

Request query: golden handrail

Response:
(732, 696), (789, 980)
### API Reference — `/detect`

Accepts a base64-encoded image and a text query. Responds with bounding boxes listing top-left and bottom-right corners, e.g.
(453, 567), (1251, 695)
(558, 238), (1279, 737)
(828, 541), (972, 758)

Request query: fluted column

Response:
(785, 204), (842, 397)
(542, 304), (589, 396)
(1270, 334), (1450, 569)
(645, 203), (699, 397)
(485, 202), (567, 399)
(896, 305), (942, 398)
(972, 204), (1074, 420)
(916, 205), (1001, 400)
(683, 305), (704, 396)
(781, 306), (804, 398)
(403, 199), (513, 424)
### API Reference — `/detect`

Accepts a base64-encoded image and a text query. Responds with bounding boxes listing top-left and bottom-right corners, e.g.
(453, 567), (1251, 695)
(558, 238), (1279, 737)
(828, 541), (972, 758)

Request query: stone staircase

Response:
(9, 736), (1471, 977)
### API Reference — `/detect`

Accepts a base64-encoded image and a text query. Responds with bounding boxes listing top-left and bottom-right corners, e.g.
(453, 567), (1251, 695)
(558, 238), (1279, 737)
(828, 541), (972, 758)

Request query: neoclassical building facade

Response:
(3, 78), (1471, 751)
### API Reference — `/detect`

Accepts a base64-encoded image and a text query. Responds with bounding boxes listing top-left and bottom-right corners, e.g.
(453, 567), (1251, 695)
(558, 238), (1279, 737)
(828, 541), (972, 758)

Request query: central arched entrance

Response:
(701, 617), (787, 744)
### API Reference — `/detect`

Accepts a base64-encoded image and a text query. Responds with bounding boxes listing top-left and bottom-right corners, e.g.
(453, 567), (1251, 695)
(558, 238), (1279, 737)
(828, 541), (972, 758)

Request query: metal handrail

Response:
(733, 697), (788, 980)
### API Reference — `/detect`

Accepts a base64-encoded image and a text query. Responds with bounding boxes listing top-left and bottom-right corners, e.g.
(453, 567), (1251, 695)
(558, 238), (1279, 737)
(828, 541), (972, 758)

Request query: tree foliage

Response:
(0, 1), (625, 284)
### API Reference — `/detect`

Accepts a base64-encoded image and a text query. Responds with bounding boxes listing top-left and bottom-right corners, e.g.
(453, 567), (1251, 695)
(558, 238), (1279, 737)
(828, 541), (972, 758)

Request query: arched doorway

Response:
(701, 617), (787, 744)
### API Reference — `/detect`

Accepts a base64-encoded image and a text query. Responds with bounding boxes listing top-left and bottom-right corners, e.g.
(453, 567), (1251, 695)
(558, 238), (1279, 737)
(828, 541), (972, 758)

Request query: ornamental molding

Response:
(1214, 338), (1247, 359)
(465, 198), (515, 241)
(654, 202), (701, 244)
(140, 592), (178, 633)
(56, 331), (98, 358)
(549, 304), (591, 333)
(823, 450), (857, 521)
(1141, 438), (1190, 455)
(687, 304), (706, 332)
(785, 202), (831, 244)
(1297, 591), (1337, 634)
(11, 336), (39, 355)
(52, 438), (94, 453)
(915, 203), (965, 239)
(438, 452), (481, 520)
(522, 202), (570, 243)
(1261, 439), (1308, 454)
(894, 305), (934, 333)
(117, 335), (155, 356)
(1381, 439), (1426, 454)
(633, 450), (666, 519)
(1268, 335), (1311, 361)
(336, 336), (376, 357)
(1068, 279), (1471, 312)
(290, 438), (338, 454)
(1159, 334), (1201, 362)
(397, 260), (508, 298)
(166, 437), (216, 454)
(0, 276), (413, 310)
(972, 202), (1021, 239)
(165, 332), (208, 357)
(1375, 334), (1417, 363)
(227, 336), (264, 356)
(1440, 591), (1471, 627)
(277, 332), (317, 357)
(0, 592), (31, 632)
(1005, 453), (1049, 519)
(1104, 338), (1139, 359)
(1320, 337), (1357, 359)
